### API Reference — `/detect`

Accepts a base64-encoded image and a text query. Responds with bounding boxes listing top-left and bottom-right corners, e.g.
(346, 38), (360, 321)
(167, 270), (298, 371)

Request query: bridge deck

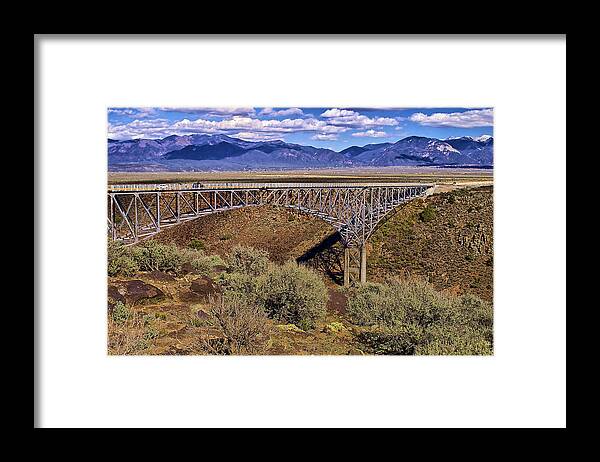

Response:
(108, 181), (435, 192)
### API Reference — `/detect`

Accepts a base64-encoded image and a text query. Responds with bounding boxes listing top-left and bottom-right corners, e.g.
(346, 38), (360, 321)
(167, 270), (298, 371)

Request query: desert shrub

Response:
(258, 261), (327, 329)
(415, 325), (493, 355)
(204, 254), (227, 268)
(108, 308), (152, 355)
(226, 245), (269, 276)
(419, 204), (436, 222)
(143, 325), (160, 341)
(130, 241), (184, 273)
(346, 282), (404, 328)
(111, 301), (130, 324)
(357, 324), (424, 355)
(219, 272), (262, 304)
(200, 295), (271, 355)
(107, 240), (139, 276)
(190, 257), (212, 275)
(347, 279), (493, 355)
(111, 256), (139, 277)
(189, 238), (206, 251)
(189, 253), (228, 275)
(108, 239), (126, 263)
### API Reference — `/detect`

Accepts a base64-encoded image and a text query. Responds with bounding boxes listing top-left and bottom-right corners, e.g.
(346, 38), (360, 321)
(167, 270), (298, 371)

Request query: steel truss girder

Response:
(108, 185), (432, 246)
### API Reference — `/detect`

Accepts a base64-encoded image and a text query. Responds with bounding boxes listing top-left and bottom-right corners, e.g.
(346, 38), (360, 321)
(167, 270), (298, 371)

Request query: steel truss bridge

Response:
(108, 182), (435, 285)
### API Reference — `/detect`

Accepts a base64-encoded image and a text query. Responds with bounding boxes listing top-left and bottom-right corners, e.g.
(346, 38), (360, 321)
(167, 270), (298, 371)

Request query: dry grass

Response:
(196, 295), (272, 355)
(107, 311), (150, 355)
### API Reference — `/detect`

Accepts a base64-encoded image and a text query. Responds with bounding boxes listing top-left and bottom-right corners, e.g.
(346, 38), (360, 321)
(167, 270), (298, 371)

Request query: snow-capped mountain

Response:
(108, 134), (493, 171)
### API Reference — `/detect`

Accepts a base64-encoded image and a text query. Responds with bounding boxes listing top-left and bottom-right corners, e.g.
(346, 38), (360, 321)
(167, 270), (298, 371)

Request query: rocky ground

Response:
(108, 271), (359, 355)
(108, 185), (493, 355)
(368, 186), (493, 301)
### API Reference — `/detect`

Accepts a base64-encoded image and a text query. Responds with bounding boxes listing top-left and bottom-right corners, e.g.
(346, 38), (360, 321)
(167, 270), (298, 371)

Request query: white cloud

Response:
(409, 108), (493, 128)
(259, 107), (305, 117)
(108, 107), (157, 118)
(108, 115), (349, 140)
(320, 108), (398, 129)
(311, 133), (338, 141)
(233, 132), (284, 142)
(351, 130), (388, 138)
(159, 107), (257, 117)
(321, 108), (358, 118)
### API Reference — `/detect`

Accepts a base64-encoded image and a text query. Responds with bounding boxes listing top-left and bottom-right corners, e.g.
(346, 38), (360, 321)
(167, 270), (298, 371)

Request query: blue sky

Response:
(108, 107), (493, 151)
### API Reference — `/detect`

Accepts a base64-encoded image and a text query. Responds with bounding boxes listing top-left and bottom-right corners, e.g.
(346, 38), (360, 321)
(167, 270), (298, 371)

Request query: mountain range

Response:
(108, 134), (493, 171)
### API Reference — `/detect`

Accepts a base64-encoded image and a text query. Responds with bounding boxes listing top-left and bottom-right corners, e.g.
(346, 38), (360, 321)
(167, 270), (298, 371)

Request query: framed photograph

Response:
(106, 106), (494, 357)
(35, 34), (566, 428)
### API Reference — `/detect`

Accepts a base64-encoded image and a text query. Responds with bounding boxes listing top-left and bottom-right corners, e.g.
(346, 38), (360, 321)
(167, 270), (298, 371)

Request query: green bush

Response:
(347, 279), (493, 355)
(109, 240), (228, 277)
(226, 245), (269, 276)
(113, 256), (139, 276)
(130, 241), (184, 274)
(189, 254), (227, 275)
(419, 205), (436, 222)
(345, 282), (404, 328)
(190, 257), (211, 275)
(357, 324), (424, 355)
(218, 259), (327, 330)
(258, 261), (327, 329)
(107, 240), (139, 276)
(219, 272), (262, 303)
(189, 238), (206, 251)
(111, 301), (130, 324)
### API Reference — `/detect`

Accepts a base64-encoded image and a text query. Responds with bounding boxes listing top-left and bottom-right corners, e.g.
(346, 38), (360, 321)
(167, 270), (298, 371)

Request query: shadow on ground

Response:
(297, 232), (344, 285)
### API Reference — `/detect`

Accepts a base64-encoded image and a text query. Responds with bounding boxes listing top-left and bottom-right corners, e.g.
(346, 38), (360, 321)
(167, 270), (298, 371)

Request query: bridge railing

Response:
(107, 182), (435, 192)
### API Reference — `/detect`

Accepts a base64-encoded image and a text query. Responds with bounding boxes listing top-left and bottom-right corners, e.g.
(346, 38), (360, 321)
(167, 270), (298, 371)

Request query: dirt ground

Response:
(149, 205), (335, 264)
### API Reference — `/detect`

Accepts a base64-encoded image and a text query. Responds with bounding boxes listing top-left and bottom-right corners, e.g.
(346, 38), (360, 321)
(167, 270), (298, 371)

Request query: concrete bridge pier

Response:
(343, 244), (367, 287)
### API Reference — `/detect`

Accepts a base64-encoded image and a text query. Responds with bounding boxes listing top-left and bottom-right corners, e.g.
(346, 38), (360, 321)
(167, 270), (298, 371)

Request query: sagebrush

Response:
(199, 295), (271, 355)
(347, 279), (493, 355)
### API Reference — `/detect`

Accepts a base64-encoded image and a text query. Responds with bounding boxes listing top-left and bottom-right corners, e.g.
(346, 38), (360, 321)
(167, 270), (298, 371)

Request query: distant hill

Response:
(108, 134), (493, 171)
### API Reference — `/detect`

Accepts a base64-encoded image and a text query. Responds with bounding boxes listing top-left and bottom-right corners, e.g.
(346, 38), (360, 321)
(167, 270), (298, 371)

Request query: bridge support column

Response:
(343, 247), (350, 287)
(343, 245), (367, 287)
(360, 244), (367, 284)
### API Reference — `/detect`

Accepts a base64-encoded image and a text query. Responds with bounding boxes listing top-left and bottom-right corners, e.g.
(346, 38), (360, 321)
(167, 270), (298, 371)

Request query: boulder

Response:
(108, 280), (165, 305)
(146, 270), (176, 282)
(180, 262), (194, 275)
(211, 265), (228, 275)
(196, 309), (210, 320)
(190, 276), (221, 297)
(107, 285), (126, 311)
(179, 291), (203, 302)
